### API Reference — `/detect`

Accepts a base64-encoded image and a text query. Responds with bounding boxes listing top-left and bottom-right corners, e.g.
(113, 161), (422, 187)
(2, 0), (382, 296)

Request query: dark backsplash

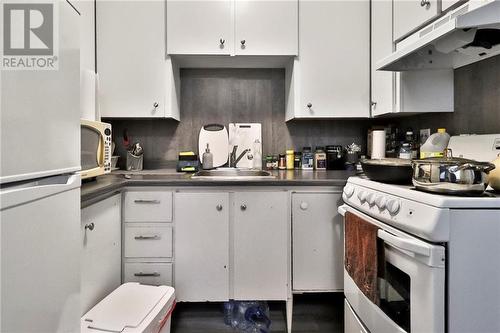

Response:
(106, 56), (500, 169)
(107, 68), (371, 169)
(394, 55), (500, 135)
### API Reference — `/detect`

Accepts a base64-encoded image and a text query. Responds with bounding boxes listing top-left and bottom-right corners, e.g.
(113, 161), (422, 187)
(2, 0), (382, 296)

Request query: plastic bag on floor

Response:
(223, 300), (271, 333)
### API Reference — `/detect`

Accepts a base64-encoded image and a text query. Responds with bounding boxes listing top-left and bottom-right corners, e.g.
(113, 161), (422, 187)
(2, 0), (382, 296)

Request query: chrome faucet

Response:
(230, 145), (251, 167)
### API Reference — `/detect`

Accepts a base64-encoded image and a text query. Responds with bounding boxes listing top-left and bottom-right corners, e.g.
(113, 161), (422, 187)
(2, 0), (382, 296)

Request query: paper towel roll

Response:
(371, 130), (386, 159)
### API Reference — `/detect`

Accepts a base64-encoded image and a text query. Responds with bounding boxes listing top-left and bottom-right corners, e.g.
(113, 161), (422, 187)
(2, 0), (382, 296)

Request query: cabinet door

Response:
(296, 0), (370, 118)
(166, 0), (233, 55)
(174, 192), (230, 301)
(97, 1), (174, 118)
(371, 0), (395, 116)
(234, 0), (298, 55)
(81, 194), (121, 314)
(233, 191), (288, 300)
(292, 193), (343, 291)
(393, 0), (439, 41)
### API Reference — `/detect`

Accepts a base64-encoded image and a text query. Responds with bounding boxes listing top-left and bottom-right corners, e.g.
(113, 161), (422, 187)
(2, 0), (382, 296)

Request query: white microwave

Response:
(81, 119), (112, 180)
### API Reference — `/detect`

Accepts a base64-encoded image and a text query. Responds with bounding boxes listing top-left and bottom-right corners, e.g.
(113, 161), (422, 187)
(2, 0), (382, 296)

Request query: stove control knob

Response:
(343, 185), (355, 198)
(366, 193), (376, 206)
(357, 190), (367, 203)
(375, 196), (387, 210)
(387, 199), (401, 215)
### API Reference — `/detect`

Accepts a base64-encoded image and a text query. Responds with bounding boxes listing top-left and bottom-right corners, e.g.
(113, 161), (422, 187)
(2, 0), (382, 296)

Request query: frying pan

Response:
(360, 158), (413, 184)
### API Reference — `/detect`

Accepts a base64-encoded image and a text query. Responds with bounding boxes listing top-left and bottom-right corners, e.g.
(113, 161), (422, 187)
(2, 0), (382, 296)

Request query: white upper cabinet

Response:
(371, 0), (454, 116)
(286, 0), (370, 120)
(393, 0), (440, 41)
(167, 0), (298, 56)
(371, 0), (395, 117)
(234, 0), (298, 55)
(166, 0), (233, 55)
(97, 1), (179, 119)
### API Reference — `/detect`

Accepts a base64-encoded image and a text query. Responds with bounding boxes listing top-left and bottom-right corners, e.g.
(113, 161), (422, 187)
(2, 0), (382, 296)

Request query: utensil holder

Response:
(126, 152), (143, 171)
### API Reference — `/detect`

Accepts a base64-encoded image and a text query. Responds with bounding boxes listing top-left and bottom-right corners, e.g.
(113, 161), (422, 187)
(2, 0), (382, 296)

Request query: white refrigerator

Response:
(0, 1), (81, 331)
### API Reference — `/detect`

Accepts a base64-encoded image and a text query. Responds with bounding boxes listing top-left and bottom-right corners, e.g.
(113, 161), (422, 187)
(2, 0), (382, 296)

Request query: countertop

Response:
(81, 169), (357, 206)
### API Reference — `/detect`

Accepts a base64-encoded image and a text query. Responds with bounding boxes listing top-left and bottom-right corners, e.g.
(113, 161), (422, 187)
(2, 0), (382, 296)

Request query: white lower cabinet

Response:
(124, 225), (173, 258)
(292, 192), (344, 292)
(174, 191), (289, 302)
(81, 194), (122, 314)
(123, 262), (173, 286)
(174, 192), (230, 302)
(233, 191), (289, 300)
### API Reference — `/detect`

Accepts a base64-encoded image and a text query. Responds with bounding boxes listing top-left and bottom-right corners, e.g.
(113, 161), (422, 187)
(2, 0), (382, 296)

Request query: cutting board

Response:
(228, 123), (262, 168)
(198, 124), (229, 168)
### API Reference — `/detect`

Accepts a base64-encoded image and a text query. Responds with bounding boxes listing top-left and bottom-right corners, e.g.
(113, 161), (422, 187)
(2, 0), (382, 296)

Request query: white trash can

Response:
(81, 283), (176, 333)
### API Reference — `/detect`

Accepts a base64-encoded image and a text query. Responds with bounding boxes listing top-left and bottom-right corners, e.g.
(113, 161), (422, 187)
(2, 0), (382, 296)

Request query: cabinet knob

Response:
(85, 222), (95, 231)
(220, 38), (225, 45)
(300, 202), (309, 211)
(240, 204), (247, 211)
(153, 102), (159, 108)
(307, 103), (313, 108)
(371, 101), (377, 108)
(420, 0), (431, 8)
(240, 40), (246, 46)
(216, 204), (223, 211)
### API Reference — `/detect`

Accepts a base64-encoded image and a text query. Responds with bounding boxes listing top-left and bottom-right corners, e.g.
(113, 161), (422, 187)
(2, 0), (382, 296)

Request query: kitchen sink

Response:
(191, 168), (275, 180)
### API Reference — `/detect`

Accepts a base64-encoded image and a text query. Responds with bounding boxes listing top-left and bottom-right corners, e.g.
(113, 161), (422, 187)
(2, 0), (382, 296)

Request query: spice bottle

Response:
(314, 146), (327, 170)
(294, 151), (302, 169)
(278, 154), (287, 170)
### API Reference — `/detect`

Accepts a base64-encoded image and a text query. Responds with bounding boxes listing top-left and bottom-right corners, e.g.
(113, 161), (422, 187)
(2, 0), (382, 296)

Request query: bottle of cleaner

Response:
(253, 139), (262, 170)
(420, 128), (450, 159)
(202, 143), (213, 169)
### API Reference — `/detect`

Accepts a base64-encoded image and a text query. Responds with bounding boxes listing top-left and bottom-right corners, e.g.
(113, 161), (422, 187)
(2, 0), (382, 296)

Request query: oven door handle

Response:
(378, 229), (431, 257)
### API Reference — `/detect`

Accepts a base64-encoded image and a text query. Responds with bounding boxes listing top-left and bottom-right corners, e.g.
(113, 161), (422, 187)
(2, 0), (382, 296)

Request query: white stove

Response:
(342, 176), (500, 242)
(341, 134), (500, 333)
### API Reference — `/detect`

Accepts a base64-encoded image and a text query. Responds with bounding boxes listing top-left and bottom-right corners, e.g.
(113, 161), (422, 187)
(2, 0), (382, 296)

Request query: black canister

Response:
(326, 145), (345, 170)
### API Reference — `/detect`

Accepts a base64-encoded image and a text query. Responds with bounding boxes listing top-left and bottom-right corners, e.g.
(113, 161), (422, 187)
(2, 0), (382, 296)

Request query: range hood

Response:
(377, 0), (500, 71)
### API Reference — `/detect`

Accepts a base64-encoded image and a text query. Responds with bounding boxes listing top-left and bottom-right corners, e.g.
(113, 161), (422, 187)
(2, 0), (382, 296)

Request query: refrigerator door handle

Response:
(0, 174), (81, 210)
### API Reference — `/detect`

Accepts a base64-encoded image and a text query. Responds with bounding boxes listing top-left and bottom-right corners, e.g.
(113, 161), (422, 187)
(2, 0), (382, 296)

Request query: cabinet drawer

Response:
(123, 262), (173, 286)
(124, 191), (172, 222)
(124, 226), (172, 258)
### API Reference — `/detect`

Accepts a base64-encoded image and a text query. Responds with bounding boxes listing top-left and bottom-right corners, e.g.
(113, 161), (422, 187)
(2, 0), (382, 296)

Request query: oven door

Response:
(339, 204), (445, 333)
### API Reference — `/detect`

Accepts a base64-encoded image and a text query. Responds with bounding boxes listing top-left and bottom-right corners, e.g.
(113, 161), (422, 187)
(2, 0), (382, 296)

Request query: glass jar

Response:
(399, 143), (412, 160)
(294, 152), (302, 169)
(272, 155), (279, 170)
(302, 147), (314, 170)
(278, 154), (287, 170)
(314, 146), (327, 170)
(286, 150), (295, 170)
(265, 155), (274, 170)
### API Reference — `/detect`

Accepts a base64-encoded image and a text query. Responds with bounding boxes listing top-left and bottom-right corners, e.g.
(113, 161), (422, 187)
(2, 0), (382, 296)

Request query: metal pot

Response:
(412, 157), (496, 195)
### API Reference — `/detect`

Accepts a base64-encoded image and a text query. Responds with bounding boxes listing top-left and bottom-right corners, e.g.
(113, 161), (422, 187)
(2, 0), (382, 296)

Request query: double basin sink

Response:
(191, 168), (275, 180)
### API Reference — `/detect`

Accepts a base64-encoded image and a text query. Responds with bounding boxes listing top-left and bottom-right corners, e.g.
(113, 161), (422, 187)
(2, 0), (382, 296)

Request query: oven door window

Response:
(81, 126), (101, 170)
(379, 260), (411, 332)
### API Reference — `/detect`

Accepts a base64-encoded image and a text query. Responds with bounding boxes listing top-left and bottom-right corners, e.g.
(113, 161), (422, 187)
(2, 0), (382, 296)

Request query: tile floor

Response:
(171, 293), (344, 333)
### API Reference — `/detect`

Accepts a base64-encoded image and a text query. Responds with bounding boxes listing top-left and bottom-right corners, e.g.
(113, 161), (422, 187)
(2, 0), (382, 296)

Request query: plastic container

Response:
(420, 128), (451, 159)
(314, 147), (327, 170)
(228, 301), (271, 333)
(286, 150), (295, 170)
(302, 147), (314, 170)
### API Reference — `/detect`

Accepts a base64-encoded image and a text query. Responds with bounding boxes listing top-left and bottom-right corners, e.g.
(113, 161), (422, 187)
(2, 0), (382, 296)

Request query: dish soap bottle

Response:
(253, 139), (262, 170)
(202, 143), (213, 170)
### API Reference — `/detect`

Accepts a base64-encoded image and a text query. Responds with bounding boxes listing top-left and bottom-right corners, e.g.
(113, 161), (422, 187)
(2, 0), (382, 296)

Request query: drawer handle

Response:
(134, 235), (160, 240)
(134, 272), (160, 277)
(134, 199), (161, 204)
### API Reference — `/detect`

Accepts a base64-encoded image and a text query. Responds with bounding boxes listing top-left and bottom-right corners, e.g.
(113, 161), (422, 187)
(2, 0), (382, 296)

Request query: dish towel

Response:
(344, 211), (384, 305)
